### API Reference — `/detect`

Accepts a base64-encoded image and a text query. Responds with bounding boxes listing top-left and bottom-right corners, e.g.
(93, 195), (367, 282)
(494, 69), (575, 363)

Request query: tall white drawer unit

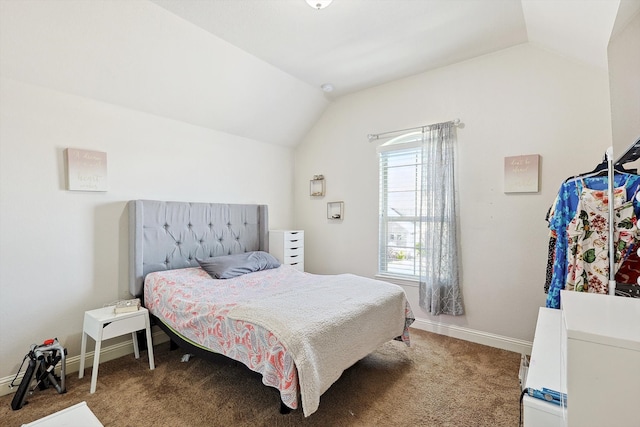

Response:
(269, 230), (304, 272)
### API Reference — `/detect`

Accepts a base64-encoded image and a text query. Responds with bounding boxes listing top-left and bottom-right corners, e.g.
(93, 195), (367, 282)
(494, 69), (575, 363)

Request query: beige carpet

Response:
(0, 328), (521, 426)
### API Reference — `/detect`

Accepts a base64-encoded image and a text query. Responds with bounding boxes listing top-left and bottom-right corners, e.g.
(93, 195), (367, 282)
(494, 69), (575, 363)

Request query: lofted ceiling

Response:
(151, 0), (626, 99)
(2, 0), (636, 147)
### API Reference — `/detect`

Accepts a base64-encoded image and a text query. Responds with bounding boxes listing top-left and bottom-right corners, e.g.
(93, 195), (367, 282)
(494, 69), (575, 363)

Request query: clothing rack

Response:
(614, 135), (640, 165)
(606, 147), (615, 295)
(607, 135), (640, 296)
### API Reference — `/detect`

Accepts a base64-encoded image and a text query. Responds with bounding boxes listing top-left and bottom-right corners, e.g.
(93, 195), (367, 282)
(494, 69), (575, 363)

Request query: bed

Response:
(128, 200), (414, 417)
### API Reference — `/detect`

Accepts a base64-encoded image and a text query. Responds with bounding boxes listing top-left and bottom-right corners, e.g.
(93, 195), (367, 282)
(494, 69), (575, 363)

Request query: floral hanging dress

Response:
(565, 178), (638, 294)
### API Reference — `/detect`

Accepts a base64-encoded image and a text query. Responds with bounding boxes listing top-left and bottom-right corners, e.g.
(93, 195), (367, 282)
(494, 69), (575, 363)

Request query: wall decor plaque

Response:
(66, 148), (108, 191)
(504, 154), (540, 193)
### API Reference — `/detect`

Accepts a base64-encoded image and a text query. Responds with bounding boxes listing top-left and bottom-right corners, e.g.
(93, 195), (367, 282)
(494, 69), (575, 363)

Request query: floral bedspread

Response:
(144, 265), (414, 411)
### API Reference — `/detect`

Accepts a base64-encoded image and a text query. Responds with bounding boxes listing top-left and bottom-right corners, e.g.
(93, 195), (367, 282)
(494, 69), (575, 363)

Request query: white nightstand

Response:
(79, 306), (155, 393)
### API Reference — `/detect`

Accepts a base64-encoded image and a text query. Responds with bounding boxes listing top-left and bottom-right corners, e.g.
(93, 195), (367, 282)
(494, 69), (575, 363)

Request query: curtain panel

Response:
(418, 123), (464, 316)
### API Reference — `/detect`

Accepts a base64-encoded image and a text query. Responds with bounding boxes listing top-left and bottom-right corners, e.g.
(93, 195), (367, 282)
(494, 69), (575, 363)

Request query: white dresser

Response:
(524, 292), (640, 427)
(560, 291), (640, 427)
(269, 230), (304, 272)
(522, 308), (566, 427)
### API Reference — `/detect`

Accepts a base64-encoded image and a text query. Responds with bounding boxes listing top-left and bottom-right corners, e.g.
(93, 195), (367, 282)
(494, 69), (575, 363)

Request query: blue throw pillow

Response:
(197, 251), (280, 279)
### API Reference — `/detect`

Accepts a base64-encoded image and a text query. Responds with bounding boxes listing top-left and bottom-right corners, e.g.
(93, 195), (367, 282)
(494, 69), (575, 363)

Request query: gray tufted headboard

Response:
(128, 200), (268, 298)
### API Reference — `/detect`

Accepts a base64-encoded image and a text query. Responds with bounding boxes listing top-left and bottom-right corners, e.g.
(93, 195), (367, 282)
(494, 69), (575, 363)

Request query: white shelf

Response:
(327, 201), (344, 220)
(22, 402), (103, 426)
(523, 308), (566, 426)
(310, 178), (325, 197)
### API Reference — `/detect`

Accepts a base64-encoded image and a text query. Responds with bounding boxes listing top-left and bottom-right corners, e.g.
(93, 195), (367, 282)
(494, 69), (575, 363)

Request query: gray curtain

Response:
(418, 122), (464, 315)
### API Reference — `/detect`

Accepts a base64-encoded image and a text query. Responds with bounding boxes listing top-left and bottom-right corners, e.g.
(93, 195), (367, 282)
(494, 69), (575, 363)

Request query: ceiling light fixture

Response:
(306, 0), (333, 10)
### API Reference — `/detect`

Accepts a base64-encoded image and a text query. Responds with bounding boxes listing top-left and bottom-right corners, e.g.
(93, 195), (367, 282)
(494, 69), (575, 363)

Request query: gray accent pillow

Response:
(197, 251), (281, 279)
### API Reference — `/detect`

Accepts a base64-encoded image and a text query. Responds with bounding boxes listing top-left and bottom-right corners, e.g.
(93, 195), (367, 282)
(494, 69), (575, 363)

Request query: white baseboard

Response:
(411, 318), (533, 355)
(0, 330), (169, 397)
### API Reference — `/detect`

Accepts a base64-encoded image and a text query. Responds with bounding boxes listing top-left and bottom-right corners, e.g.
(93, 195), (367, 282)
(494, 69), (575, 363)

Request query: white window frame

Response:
(377, 132), (424, 280)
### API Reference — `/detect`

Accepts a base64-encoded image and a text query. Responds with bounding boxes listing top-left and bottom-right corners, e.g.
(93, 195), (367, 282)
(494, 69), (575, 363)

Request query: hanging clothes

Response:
(565, 178), (638, 294)
(544, 235), (556, 294)
(614, 248), (640, 284)
(545, 173), (640, 309)
(544, 197), (558, 294)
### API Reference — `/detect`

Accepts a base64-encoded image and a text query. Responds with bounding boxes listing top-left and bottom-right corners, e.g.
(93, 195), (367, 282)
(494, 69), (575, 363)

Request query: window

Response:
(378, 122), (463, 315)
(378, 132), (424, 278)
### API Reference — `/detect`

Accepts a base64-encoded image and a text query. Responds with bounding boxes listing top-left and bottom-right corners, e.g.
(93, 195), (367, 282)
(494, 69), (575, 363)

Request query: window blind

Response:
(379, 145), (423, 278)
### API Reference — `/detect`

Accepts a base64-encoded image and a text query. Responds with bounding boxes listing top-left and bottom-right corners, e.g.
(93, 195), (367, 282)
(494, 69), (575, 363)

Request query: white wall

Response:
(0, 1), (306, 384)
(0, 77), (294, 383)
(608, 9), (640, 153)
(294, 43), (613, 349)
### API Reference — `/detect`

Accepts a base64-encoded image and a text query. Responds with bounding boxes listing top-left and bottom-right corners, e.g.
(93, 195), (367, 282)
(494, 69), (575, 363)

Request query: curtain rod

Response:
(367, 118), (460, 142)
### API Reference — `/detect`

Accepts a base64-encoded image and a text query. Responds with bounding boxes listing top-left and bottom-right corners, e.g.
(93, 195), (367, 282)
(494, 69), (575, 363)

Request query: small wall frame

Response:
(310, 175), (325, 197)
(65, 148), (108, 192)
(327, 201), (344, 220)
(504, 154), (540, 193)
